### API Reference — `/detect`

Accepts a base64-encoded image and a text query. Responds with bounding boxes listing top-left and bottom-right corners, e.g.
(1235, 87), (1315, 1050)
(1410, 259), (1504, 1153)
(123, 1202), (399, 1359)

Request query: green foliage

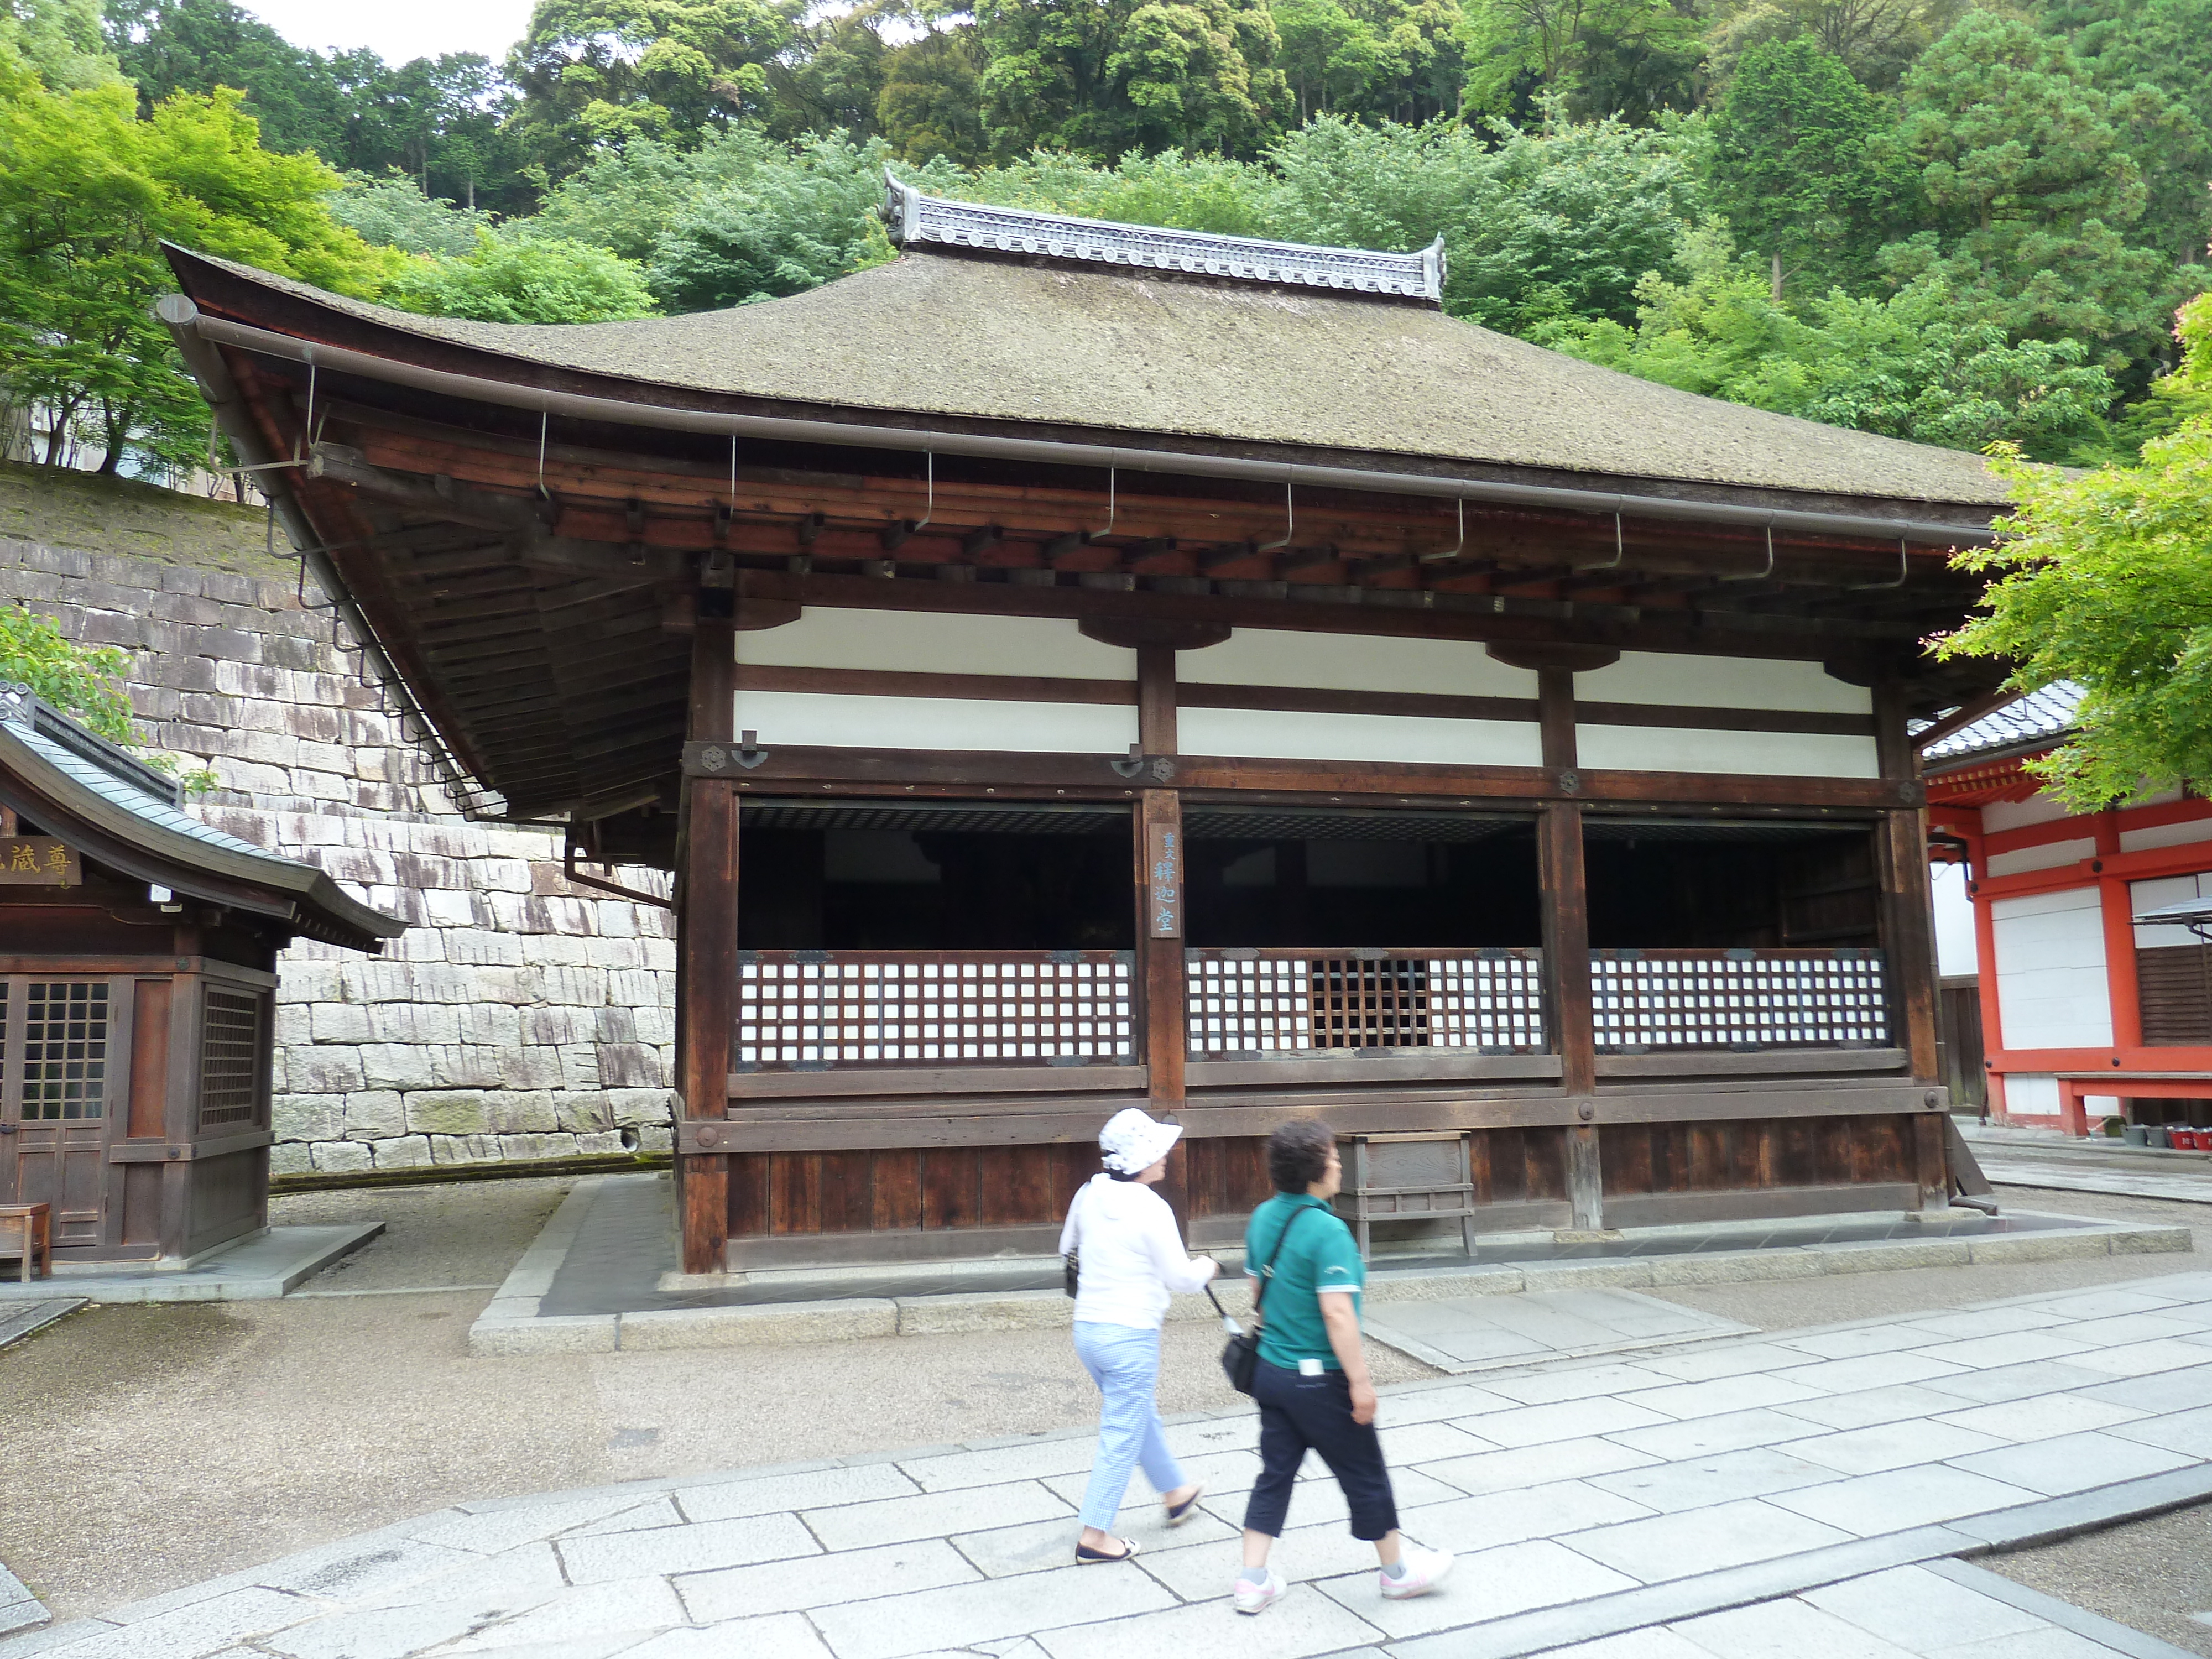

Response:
(1885, 11), (2203, 370)
(1458, 0), (1702, 125)
(504, 0), (804, 176)
(1540, 223), (2115, 457)
(1706, 36), (1902, 297)
(6, 0), (121, 88)
(1939, 292), (2212, 808)
(1700, 0), (1960, 92)
(972, 0), (1290, 159)
(0, 602), (133, 741)
(951, 144), (1272, 234)
(387, 228), (656, 322)
(650, 130), (891, 307)
(327, 169), (489, 256)
(875, 21), (988, 165)
(0, 72), (404, 476)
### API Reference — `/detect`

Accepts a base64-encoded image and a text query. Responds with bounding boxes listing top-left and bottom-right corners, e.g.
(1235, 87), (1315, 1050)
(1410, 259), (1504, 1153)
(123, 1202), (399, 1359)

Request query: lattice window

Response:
(734, 952), (1135, 1068)
(200, 991), (261, 1128)
(1188, 952), (1546, 1055)
(20, 980), (107, 1120)
(1590, 951), (1889, 1051)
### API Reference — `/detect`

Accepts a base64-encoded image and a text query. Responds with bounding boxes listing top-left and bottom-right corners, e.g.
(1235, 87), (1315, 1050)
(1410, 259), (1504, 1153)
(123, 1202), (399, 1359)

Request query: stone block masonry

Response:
(0, 462), (677, 1173)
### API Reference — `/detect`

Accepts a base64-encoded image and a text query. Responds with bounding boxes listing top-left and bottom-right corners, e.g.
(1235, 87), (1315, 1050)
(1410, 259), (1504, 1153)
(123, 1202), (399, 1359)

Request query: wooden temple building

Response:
(0, 684), (400, 1265)
(159, 181), (2012, 1275)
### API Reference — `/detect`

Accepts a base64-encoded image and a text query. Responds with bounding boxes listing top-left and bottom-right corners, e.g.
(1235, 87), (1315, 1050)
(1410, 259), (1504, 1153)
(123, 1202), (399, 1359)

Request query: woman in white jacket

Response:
(1060, 1107), (1220, 1563)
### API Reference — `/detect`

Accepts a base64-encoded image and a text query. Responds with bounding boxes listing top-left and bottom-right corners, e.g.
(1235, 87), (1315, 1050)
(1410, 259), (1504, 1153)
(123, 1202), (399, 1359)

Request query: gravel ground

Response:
(1982, 1501), (2212, 1658)
(0, 1176), (2200, 1627)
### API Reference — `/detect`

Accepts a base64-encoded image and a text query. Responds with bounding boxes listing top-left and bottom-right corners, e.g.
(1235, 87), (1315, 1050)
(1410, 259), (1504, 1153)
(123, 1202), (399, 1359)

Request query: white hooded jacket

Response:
(1058, 1173), (1214, 1329)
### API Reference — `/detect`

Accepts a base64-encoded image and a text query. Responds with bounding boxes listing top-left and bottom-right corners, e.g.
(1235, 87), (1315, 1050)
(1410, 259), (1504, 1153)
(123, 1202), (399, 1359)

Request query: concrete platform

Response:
(0, 1566), (43, 1641)
(0, 1224), (383, 1303)
(0, 1300), (82, 1348)
(1363, 1287), (1758, 1374)
(467, 1177), (2193, 1358)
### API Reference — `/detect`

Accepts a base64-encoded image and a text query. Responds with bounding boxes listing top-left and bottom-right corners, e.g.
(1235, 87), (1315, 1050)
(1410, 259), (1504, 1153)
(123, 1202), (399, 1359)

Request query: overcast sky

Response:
(239, 0), (534, 65)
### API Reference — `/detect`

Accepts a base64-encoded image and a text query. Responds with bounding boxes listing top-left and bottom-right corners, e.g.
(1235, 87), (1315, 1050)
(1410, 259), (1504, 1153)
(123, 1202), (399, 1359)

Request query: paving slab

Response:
(0, 1226), (380, 1304)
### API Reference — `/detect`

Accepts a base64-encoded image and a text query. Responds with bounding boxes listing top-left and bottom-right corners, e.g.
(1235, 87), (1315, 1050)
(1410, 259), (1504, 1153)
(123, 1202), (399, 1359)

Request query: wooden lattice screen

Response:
(19, 980), (108, 1120)
(1590, 949), (1889, 1051)
(734, 951), (1135, 1068)
(1186, 951), (1547, 1056)
(199, 990), (262, 1128)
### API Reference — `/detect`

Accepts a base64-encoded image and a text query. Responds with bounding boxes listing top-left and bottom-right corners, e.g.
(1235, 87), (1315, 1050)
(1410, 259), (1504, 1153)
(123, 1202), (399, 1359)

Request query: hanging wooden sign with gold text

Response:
(0, 838), (81, 885)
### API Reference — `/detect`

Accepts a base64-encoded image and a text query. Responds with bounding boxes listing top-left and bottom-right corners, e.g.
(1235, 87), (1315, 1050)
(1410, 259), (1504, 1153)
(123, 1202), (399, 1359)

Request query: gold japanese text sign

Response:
(0, 838), (80, 885)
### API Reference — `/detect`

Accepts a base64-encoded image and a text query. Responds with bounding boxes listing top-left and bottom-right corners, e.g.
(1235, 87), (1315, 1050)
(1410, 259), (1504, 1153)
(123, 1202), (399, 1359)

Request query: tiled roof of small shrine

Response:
(1919, 684), (2082, 765)
(0, 684), (402, 949)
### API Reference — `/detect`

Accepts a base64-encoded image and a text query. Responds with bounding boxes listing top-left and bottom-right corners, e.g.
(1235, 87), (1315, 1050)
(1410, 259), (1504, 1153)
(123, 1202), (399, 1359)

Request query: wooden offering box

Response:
(0, 686), (400, 1265)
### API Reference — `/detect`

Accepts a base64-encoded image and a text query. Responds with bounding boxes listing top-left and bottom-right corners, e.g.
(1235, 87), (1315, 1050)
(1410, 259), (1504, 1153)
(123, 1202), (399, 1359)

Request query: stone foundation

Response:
(0, 462), (676, 1173)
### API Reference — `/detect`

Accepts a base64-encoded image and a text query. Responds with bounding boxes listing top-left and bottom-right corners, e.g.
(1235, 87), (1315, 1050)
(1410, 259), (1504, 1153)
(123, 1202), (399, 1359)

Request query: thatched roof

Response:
(173, 244), (2009, 513)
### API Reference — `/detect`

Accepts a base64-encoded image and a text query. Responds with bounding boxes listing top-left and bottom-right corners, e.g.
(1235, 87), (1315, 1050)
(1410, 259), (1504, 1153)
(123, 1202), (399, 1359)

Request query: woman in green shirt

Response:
(1233, 1118), (1453, 1616)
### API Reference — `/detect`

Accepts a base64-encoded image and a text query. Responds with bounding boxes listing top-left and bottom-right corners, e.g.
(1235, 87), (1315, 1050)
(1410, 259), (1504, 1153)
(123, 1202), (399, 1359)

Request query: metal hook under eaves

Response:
(1848, 536), (1910, 591)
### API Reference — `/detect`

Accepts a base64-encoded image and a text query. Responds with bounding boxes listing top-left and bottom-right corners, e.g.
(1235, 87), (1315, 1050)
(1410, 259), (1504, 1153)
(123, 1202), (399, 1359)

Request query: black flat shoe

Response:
(1165, 1484), (1206, 1527)
(1076, 1536), (1141, 1563)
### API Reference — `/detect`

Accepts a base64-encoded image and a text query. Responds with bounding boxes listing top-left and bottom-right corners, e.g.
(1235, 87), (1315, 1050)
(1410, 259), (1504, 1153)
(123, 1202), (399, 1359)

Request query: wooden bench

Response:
(0, 1203), (50, 1282)
(2055, 1073), (2212, 1138)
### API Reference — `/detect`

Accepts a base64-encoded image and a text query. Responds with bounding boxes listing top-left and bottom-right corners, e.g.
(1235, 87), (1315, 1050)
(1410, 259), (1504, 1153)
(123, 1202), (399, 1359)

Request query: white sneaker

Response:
(1380, 1545), (1454, 1600)
(1233, 1567), (1286, 1615)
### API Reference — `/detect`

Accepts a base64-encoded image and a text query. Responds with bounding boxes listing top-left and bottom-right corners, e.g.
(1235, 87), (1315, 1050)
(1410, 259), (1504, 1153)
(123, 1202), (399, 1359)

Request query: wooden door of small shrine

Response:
(0, 977), (118, 1247)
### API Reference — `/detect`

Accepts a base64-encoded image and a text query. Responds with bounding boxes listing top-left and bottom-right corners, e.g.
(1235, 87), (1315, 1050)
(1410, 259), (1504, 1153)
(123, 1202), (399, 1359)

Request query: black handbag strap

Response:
(1249, 1201), (1317, 1328)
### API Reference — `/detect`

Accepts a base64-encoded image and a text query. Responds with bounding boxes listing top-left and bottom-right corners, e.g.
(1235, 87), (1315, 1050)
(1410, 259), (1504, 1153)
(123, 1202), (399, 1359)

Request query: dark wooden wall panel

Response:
(1600, 1116), (1913, 1198)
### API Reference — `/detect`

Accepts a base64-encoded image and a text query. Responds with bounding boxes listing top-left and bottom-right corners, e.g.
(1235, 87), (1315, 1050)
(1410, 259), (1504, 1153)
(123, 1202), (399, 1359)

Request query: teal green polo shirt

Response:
(1245, 1193), (1364, 1370)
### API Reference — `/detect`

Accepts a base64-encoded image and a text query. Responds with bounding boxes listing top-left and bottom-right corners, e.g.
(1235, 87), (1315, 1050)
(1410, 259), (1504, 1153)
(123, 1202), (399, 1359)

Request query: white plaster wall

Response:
(1931, 860), (1978, 975)
(737, 609), (1136, 679)
(1178, 707), (1543, 766)
(1573, 726), (1881, 779)
(1991, 886), (2112, 1049)
(1983, 795), (2078, 834)
(732, 690), (1138, 753)
(2120, 816), (2212, 854)
(1987, 837), (2095, 878)
(2005, 1073), (2060, 1117)
(1574, 651), (1872, 714)
(1175, 628), (1537, 696)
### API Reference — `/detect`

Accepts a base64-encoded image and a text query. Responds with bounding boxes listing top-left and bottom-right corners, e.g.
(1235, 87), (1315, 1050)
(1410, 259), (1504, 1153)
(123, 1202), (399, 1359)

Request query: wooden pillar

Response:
(1536, 665), (1601, 1229)
(1872, 681), (1940, 1082)
(677, 613), (737, 1275)
(1134, 643), (1190, 1232)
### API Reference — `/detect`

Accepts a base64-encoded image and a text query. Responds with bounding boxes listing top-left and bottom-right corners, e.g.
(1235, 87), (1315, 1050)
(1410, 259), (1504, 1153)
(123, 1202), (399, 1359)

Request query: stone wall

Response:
(0, 462), (676, 1174)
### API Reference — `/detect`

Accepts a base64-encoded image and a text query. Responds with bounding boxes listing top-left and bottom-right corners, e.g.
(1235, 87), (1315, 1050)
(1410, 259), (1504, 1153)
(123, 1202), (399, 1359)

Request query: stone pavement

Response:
(0, 1224), (381, 1304)
(17, 1268), (2212, 1659)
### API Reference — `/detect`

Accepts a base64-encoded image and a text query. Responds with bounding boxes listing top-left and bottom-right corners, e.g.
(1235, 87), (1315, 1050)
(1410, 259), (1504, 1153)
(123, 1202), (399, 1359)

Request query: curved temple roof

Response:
(166, 232), (2010, 517)
(883, 173), (1447, 301)
(0, 684), (403, 952)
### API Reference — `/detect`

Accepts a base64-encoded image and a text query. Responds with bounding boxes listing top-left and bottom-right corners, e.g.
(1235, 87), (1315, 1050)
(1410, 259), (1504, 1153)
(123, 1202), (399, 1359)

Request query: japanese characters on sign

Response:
(1146, 821), (1181, 940)
(0, 837), (80, 885)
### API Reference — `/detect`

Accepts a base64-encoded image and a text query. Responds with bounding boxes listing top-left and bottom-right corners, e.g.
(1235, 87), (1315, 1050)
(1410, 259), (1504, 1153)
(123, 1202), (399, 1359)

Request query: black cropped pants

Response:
(1243, 1357), (1400, 1541)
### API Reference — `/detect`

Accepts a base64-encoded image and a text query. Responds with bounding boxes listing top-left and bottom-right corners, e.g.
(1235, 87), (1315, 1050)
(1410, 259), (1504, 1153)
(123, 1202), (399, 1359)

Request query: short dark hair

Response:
(1268, 1119), (1337, 1193)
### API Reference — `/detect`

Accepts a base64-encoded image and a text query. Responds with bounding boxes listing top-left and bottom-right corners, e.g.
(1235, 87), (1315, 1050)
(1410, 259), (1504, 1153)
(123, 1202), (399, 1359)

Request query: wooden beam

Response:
(678, 614), (737, 1275)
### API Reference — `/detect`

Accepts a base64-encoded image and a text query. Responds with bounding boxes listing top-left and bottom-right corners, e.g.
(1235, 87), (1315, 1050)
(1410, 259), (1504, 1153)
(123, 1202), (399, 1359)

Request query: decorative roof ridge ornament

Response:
(882, 170), (1445, 304)
(0, 680), (183, 807)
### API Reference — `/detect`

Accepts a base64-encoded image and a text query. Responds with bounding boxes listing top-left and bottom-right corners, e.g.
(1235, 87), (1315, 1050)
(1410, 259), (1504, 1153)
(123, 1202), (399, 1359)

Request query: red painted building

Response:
(1925, 686), (2212, 1136)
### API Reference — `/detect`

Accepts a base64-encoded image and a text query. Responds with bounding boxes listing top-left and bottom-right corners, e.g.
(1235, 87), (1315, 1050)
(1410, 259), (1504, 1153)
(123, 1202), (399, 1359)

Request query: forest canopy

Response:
(0, 0), (2206, 487)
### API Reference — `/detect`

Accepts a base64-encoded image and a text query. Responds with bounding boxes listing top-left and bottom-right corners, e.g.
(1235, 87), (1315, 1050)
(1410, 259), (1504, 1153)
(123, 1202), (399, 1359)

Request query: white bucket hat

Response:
(1099, 1107), (1183, 1175)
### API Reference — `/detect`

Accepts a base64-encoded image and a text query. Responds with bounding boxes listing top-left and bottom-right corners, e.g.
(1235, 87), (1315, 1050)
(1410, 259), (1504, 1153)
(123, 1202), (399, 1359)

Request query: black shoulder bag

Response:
(1217, 1203), (1313, 1397)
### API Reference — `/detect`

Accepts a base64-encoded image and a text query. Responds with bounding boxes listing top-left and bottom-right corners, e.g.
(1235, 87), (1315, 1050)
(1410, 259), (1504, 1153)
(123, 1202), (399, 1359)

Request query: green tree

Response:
(1700, 0), (1961, 92)
(951, 143), (1271, 233)
(0, 601), (133, 741)
(327, 170), (490, 257)
(504, 0), (804, 178)
(7, 0), (122, 88)
(973, 0), (1290, 158)
(650, 130), (891, 307)
(1458, 0), (1701, 123)
(766, 3), (889, 139)
(876, 20), (988, 164)
(1706, 37), (1903, 299)
(1541, 223), (2114, 457)
(0, 73), (401, 475)
(386, 228), (656, 322)
(1939, 293), (2212, 807)
(1883, 11), (2199, 371)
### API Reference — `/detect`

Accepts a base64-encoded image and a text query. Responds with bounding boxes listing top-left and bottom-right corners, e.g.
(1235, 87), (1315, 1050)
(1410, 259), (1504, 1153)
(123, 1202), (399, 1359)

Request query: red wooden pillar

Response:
(1134, 643), (1190, 1233)
(677, 613), (738, 1275)
(1536, 665), (1601, 1229)
(2094, 811), (2142, 1056)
